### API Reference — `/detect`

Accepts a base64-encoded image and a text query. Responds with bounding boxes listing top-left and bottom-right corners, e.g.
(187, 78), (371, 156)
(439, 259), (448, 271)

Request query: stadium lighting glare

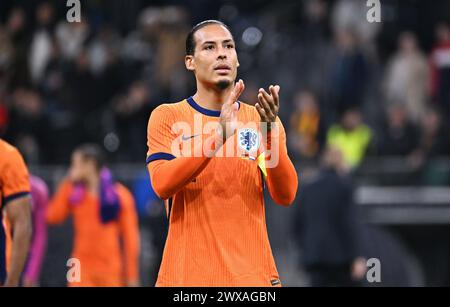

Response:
(242, 27), (263, 47)
(104, 132), (120, 152)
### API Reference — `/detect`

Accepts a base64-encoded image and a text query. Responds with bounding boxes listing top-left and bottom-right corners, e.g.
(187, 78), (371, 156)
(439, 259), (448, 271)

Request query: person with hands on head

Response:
(47, 144), (140, 287)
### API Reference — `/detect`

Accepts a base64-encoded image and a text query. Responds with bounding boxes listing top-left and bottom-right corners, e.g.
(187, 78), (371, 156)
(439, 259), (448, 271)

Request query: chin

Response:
(215, 78), (233, 90)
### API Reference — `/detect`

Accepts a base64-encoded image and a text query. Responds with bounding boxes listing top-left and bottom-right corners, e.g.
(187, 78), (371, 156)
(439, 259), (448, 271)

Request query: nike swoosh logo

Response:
(181, 134), (200, 141)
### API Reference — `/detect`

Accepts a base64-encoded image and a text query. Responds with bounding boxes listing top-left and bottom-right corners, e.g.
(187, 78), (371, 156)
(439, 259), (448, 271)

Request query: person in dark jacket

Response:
(294, 146), (366, 286)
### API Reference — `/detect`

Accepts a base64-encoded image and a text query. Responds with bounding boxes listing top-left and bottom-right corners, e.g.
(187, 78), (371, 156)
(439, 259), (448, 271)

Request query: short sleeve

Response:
(1, 147), (30, 205)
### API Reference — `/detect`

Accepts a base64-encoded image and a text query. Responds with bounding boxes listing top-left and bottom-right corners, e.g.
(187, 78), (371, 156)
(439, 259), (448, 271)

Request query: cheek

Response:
(196, 54), (212, 69)
(196, 61), (216, 81)
(198, 61), (211, 73)
(231, 51), (239, 64)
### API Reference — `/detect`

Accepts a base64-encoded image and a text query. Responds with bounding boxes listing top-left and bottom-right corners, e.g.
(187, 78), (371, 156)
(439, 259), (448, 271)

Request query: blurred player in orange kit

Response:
(0, 139), (32, 287)
(146, 20), (298, 286)
(47, 144), (140, 287)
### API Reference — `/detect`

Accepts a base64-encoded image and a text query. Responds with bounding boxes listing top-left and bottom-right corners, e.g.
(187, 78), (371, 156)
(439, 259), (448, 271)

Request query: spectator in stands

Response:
(326, 108), (372, 170)
(293, 145), (366, 286)
(55, 17), (90, 61)
(289, 90), (325, 161)
(328, 28), (369, 114)
(377, 104), (419, 156)
(29, 2), (55, 85)
(409, 107), (450, 170)
(113, 80), (153, 161)
(5, 7), (30, 89)
(5, 88), (50, 163)
(384, 32), (429, 123)
(301, 0), (330, 43)
(430, 22), (450, 118)
(153, 7), (191, 101)
(331, 0), (381, 54)
(0, 25), (13, 72)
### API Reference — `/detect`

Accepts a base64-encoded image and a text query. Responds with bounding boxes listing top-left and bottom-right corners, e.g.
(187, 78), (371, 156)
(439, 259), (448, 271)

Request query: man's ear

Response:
(185, 55), (195, 71)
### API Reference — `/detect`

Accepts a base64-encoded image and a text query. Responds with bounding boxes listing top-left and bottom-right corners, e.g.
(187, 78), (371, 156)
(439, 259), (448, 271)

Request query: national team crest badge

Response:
(238, 128), (260, 153)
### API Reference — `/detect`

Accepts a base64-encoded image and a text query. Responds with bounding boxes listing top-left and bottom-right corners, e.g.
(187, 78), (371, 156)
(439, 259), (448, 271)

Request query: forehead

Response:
(194, 24), (234, 45)
(72, 151), (83, 160)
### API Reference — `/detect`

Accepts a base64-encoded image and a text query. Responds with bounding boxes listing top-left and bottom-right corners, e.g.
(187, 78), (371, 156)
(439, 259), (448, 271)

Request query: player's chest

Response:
(175, 116), (263, 160)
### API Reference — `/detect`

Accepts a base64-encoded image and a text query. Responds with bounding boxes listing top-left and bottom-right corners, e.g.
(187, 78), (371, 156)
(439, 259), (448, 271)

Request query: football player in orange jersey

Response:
(146, 20), (298, 286)
(47, 144), (140, 287)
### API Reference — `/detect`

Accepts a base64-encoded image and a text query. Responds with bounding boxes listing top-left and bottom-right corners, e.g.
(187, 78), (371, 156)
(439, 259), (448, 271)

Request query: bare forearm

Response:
(5, 222), (32, 286)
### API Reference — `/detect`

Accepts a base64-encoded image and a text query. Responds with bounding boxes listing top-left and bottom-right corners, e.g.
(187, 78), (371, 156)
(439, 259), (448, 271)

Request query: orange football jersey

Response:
(146, 97), (297, 287)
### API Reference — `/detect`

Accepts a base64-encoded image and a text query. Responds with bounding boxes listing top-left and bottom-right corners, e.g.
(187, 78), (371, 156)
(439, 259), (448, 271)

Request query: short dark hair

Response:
(74, 143), (106, 171)
(186, 20), (233, 56)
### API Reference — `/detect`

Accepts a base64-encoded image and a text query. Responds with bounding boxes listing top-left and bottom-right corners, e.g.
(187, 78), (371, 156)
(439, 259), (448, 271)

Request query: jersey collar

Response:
(187, 96), (240, 117)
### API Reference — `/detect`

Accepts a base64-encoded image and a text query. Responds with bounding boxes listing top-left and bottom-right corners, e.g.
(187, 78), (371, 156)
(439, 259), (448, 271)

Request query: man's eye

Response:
(226, 44), (234, 49)
(204, 45), (214, 50)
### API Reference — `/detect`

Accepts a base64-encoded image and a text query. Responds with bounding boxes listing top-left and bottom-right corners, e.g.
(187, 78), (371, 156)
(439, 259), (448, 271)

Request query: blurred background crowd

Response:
(1, 0), (450, 286)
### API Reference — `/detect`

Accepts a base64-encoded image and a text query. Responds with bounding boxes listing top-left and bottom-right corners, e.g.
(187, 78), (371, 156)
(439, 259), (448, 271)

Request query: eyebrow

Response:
(201, 39), (234, 45)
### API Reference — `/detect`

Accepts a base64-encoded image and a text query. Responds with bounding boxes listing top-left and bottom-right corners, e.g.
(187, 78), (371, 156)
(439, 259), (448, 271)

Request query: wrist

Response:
(218, 121), (237, 141)
(216, 124), (227, 143)
(261, 122), (279, 149)
(202, 128), (225, 158)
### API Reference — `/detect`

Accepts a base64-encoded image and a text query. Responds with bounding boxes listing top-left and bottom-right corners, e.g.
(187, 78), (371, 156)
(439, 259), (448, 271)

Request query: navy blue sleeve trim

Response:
(146, 152), (176, 164)
(3, 191), (30, 205)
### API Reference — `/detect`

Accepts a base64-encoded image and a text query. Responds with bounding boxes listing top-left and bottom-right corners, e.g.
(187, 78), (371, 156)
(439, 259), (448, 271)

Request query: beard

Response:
(216, 79), (232, 90)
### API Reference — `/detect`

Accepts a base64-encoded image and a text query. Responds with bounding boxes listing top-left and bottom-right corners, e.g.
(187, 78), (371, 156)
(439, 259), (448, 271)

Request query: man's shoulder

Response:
(0, 139), (18, 155)
(150, 99), (191, 120)
(149, 99), (190, 123)
(0, 139), (24, 168)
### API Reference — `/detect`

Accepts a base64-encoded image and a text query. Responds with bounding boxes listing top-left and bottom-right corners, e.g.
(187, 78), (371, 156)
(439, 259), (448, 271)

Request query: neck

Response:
(192, 80), (234, 111)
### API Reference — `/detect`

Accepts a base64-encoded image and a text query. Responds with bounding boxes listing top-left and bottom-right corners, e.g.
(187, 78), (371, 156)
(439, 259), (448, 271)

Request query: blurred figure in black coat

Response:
(294, 146), (366, 286)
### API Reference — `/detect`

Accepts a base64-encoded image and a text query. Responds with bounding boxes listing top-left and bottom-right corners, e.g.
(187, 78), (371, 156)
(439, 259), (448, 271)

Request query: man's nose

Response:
(217, 47), (227, 60)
